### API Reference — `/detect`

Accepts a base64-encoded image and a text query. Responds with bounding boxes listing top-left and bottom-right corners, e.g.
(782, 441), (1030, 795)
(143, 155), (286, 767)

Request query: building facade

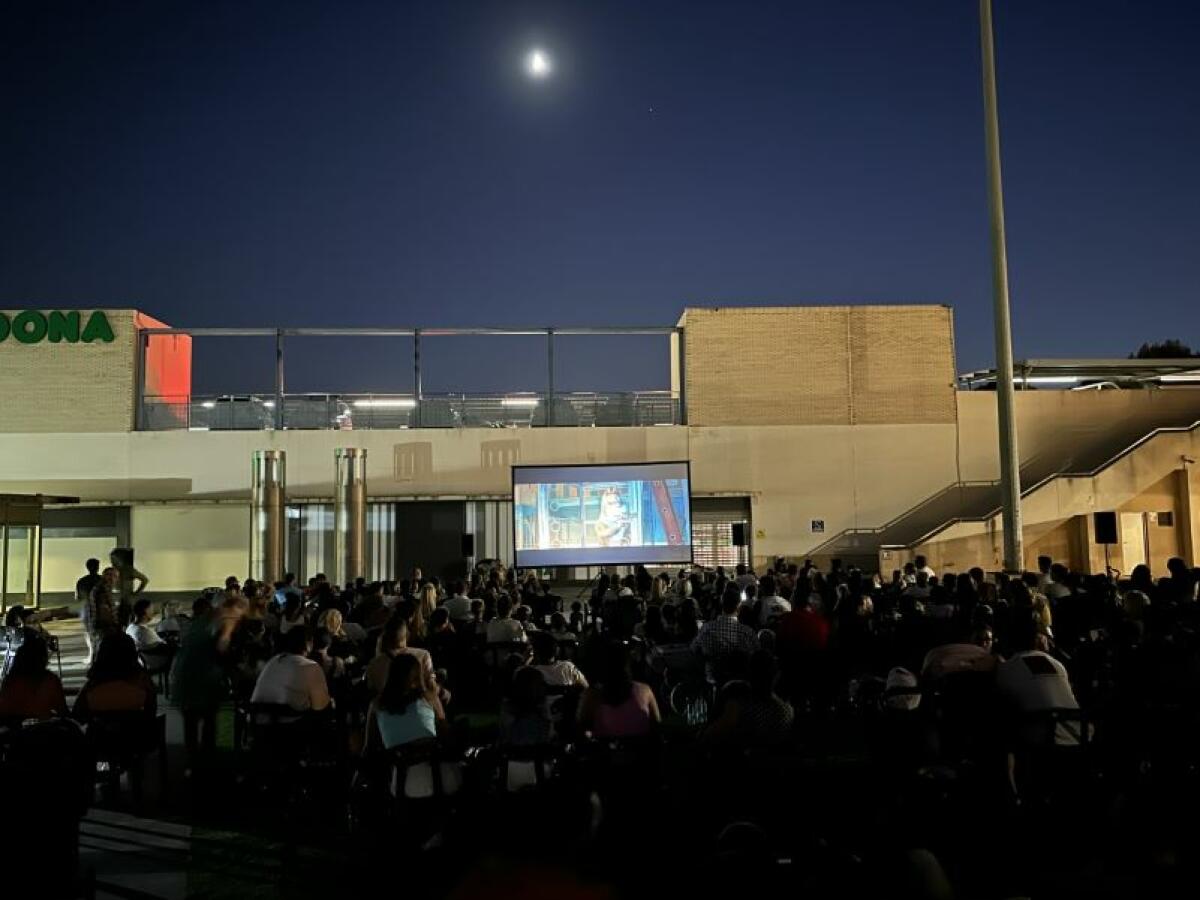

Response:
(1, 304), (1197, 601)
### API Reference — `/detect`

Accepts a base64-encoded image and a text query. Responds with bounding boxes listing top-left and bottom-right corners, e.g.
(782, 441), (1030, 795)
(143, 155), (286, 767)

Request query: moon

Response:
(526, 48), (552, 79)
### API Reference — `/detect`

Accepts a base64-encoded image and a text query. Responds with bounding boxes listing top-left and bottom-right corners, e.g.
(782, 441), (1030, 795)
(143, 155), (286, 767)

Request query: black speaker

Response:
(461, 533), (475, 557)
(731, 523), (748, 547)
(1093, 512), (1118, 545)
(111, 547), (134, 567)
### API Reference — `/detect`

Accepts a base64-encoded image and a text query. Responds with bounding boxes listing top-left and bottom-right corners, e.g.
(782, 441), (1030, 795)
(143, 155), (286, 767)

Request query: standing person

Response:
(110, 550), (149, 630)
(76, 558), (104, 665)
(86, 568), (121, 662)
(171, 597), (238, 777)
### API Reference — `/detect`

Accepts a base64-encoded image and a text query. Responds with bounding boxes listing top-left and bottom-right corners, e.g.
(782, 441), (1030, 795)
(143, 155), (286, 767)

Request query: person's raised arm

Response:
(133, 568), (149, 594)
(215, 609), (243, 653)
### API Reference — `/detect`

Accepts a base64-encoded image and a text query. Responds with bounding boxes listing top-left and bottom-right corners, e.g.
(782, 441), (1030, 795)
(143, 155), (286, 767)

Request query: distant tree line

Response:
(1129, 339), (1198, 359)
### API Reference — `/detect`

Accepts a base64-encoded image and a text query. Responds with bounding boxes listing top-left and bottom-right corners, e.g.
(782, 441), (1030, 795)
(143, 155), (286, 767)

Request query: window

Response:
(286, 502), (396, 583)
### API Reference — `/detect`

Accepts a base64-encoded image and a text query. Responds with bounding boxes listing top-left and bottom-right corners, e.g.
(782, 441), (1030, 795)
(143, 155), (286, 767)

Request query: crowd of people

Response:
(4, 550), (1200, 896)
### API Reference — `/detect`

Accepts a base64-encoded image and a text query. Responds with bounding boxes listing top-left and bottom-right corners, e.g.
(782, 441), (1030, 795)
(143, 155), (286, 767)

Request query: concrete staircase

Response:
(814, 415), (1200, 559)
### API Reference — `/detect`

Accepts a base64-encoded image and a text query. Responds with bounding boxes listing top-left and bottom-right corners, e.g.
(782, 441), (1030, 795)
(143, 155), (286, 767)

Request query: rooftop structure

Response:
(959, 358), (1200, 390)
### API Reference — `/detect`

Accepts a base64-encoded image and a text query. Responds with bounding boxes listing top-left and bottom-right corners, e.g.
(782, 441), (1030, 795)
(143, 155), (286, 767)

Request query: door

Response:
(396, 501), (468, 583)
(1119, 512), (1148, 575)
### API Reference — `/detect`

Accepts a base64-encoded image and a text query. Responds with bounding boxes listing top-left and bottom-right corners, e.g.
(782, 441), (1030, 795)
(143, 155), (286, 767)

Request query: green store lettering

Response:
(0, 310), (115, 344)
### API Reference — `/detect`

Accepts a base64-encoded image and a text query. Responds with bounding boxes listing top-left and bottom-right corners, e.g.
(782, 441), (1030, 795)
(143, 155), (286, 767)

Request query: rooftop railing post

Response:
(547, 328), (555, 427)
(274, 329), (285, 430)
(676, 327), (687, 425)
(413, 329), (423, 428)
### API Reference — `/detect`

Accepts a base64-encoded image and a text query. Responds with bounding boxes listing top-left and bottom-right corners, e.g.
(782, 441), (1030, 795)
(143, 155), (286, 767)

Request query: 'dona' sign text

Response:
(0, 310), (115, 344)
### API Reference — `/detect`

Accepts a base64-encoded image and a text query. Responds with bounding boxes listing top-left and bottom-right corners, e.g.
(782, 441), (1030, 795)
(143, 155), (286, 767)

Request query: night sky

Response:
(2, 1), (1197, 395)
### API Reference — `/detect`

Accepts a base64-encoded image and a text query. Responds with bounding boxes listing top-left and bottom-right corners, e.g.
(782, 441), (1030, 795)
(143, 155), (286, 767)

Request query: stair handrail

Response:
(883, 418), (1200, 550)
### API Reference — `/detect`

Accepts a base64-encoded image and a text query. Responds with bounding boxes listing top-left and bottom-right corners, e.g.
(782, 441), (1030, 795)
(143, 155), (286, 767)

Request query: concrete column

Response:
(1179, 465), (1199, 567)
(334, 448), (367, 587)
(250, 450), (287, 584)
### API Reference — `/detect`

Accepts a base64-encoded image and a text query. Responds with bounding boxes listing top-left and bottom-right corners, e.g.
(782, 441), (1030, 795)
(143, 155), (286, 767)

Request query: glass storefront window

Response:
(2, 524), (41, 610)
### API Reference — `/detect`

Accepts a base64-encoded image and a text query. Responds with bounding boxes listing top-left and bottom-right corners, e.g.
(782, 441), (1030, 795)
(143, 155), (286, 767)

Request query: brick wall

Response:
(0, 308), (140, 433)
(680, 305), (957, 426)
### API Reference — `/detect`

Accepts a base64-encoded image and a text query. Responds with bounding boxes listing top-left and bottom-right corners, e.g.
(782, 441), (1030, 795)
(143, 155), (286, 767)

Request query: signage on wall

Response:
(810, 519), (825, 534)
(0, 310), (115, 344)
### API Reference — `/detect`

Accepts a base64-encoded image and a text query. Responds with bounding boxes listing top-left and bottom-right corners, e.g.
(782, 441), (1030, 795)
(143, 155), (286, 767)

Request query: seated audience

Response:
(756, 574), (792, 627)
(529, 631), (588, 688)
(316, 608), (358, 662)
(921, 625), (999, 680)
(250, 626), (331, 712)
(278, 592), (307, 634)
(74, 633), (157, 719)
(578, 642), (661, 739)
(486, 595), (527, 644)
(997, 616), (1079, 747)
(500, 666), (554, 747)
(372, 653), (446, 749)
(442, 579), (473, 623)
(125, 598), (167, 652)
(424, 607), (458, 665)
(691, 583), (758, 684)
(310, 630), (347, 683)
(996, 617), (1078, 713)
(365, 614), (436, 698)
(548, 612), (577, 643)
(704, 650), (794, 744)
(0, 634), (68, 720)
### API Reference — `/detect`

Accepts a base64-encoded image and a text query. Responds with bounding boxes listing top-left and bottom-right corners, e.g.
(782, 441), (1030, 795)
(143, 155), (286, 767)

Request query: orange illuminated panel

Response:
(136, 312), (192, 424)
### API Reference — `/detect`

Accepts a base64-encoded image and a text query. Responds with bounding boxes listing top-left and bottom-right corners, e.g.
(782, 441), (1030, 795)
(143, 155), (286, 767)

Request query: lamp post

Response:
(979, 0), (1024, 573)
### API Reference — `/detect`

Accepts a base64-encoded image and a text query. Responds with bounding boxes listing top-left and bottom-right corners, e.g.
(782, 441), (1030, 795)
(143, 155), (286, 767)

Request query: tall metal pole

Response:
(980, 0), (1024, 572)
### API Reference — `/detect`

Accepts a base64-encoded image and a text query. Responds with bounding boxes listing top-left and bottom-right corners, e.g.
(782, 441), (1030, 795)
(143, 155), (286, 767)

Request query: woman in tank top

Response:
(578, 641), (660, 739)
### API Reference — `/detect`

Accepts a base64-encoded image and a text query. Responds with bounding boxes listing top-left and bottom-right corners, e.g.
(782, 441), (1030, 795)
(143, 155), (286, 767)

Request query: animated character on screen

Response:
(593, 487), (631, 546)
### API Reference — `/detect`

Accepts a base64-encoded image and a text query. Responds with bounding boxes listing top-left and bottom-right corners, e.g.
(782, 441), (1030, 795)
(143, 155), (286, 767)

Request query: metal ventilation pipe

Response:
(334, 448), (368, 587)
(250, 450), (287, 584)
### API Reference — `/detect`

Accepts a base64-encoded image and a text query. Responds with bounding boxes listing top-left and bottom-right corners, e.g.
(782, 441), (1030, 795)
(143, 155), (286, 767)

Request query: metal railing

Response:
(140, 391), (682, 431)
(811, 418), (1200, 556)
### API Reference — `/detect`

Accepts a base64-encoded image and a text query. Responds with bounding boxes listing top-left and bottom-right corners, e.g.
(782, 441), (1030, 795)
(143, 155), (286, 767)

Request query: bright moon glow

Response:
(526, 48), (551, 78)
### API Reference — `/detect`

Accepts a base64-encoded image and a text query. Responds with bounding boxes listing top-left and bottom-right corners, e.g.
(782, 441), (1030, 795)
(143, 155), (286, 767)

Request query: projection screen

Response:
(512, 462), (693, 567)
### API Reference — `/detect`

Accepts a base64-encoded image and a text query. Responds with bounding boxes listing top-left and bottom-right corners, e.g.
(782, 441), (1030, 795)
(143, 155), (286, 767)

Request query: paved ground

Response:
(38, 619), (327, 900)
(43, 617), (92, 699)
